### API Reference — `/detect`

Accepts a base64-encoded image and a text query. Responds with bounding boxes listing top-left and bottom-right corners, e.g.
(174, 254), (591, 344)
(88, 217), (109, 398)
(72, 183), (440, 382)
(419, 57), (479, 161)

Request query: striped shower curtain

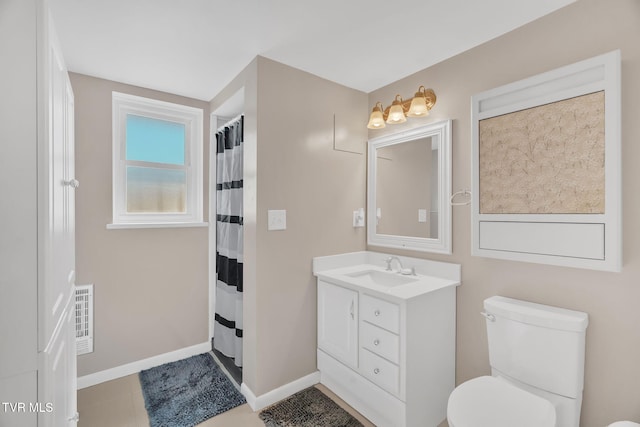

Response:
(213, 115), (243, 367)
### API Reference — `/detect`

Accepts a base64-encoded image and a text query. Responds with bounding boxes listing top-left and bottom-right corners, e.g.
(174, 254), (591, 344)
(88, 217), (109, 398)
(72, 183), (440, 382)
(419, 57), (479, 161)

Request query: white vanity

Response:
(313, 251), (461, 427)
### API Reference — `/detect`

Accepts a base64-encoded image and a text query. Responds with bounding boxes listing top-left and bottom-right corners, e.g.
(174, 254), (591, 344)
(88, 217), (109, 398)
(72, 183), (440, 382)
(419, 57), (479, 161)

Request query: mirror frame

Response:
(367, 119), (452, 254)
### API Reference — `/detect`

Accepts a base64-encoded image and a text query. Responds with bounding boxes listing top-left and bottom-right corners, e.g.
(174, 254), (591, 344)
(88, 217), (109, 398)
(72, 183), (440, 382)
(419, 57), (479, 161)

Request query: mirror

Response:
(367, 119), (452, 254)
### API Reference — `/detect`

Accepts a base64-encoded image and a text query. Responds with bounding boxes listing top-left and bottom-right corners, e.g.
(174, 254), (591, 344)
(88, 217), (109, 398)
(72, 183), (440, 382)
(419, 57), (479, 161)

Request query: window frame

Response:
(110, 92), (204, 228)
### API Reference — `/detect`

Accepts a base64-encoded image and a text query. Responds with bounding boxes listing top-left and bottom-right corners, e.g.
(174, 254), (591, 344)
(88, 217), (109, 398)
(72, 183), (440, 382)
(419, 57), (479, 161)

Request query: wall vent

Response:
(75, 284), (94, 355)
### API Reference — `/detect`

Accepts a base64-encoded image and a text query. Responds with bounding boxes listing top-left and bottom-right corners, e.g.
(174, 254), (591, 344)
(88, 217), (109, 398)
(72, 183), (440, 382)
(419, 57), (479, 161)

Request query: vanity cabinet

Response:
(316, 275), (457, 427)
(358, 294), (401, 396)
(317, 281), (358, 368)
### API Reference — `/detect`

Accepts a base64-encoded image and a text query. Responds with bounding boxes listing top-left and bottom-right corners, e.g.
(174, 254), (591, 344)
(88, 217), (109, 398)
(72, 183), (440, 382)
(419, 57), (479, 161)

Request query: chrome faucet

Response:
(385, 256), (404, 272)
(385, 256), (416, 275)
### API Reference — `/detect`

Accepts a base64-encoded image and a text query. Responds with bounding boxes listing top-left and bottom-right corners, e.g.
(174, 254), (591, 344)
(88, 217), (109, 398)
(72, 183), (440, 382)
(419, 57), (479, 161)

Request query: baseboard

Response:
(209, 350), (241, 392)
(77, 341), (211, 389)
(241, 370), (321, 411)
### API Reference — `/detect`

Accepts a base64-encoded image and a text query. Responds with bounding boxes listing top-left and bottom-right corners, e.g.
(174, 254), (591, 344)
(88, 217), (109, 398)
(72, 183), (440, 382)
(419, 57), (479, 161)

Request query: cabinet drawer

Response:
(360, 321), (399, 364)
(361, 294), (400, 333)
(360, 348), (400, 396)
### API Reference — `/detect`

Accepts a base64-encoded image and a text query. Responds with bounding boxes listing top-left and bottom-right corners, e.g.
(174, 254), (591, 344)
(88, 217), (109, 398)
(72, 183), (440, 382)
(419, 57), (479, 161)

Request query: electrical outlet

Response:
(418, 209), (428, 223)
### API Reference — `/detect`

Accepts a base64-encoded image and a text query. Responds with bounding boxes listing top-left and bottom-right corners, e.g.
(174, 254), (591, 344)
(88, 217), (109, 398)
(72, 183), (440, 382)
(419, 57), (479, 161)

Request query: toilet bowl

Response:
(447, 376), (555, 427)
(447, 296), (589, 427)
(608, 423), (640, 427)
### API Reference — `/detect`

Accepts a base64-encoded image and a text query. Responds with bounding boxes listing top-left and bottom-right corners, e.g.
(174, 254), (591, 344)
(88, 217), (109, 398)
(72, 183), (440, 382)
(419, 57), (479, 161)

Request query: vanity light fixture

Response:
(367, 86), (437, 129)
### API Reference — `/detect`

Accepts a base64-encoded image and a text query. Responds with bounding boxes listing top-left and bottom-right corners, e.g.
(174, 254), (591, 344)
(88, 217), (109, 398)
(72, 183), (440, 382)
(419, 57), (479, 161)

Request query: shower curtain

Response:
(213, 115), (243, 367)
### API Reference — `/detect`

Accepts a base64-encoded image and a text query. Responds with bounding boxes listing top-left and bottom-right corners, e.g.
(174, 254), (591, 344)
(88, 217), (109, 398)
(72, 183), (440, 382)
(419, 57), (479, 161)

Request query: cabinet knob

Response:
(374, 310), (381, 316)
(374, 368), (380, 375)
(68, 412), (80, 422)
(373, 339), (380, 346)
(63, 178), (80, 188)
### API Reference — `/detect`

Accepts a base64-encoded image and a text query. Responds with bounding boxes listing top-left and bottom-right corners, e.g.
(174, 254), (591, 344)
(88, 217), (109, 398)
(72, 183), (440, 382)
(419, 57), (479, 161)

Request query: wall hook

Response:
(450, 189), (471, 206)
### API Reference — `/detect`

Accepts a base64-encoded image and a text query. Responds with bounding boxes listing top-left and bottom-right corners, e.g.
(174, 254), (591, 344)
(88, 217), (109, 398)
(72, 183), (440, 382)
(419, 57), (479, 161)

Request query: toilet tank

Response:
(484, 296), (588, 399)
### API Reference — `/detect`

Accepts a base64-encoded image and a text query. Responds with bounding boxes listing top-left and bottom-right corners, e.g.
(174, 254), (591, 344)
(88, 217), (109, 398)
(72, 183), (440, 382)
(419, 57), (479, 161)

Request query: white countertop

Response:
(313, 251), (461, 301)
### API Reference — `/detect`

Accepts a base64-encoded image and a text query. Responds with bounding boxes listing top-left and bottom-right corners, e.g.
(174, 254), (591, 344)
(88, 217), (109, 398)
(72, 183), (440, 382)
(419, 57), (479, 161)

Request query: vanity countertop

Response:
(313, 251), (461, 302)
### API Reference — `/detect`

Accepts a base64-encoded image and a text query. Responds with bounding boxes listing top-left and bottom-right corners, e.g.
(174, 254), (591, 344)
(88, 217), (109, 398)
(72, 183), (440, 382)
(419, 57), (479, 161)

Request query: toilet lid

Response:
(448, 376), (556, 427)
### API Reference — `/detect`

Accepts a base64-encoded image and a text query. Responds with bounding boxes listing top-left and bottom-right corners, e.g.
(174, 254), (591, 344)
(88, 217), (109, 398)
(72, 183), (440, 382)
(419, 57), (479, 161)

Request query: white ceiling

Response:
(50, 0), (575, 102)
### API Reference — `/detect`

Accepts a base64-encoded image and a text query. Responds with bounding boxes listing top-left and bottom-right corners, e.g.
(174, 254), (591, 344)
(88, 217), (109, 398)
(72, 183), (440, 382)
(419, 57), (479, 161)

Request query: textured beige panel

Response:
(479, 91), (605, 214)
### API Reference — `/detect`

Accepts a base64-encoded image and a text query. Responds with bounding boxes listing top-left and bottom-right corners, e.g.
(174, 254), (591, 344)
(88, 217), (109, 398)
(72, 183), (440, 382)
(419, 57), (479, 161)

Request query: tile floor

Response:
(77, 373), (377, 427)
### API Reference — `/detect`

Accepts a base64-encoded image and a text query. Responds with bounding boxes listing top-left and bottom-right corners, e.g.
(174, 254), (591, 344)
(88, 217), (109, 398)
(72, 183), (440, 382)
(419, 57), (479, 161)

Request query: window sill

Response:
(106, 222), (209, 230)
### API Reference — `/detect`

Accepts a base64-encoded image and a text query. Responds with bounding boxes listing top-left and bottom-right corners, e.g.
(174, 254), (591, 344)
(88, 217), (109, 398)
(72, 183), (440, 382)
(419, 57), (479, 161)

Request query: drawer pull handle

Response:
(373, 339), (380, 346)
(374, 310), (381, 316)
(374, 368), (380, 374)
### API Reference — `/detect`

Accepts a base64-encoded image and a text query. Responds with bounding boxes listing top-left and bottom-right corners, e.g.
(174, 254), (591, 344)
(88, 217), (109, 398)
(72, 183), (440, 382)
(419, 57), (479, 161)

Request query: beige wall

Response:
(211, 56), (368, 396)
(210, 58), (261, 393)
(71, 73), (211, 376)
(368, 0), (640, 425)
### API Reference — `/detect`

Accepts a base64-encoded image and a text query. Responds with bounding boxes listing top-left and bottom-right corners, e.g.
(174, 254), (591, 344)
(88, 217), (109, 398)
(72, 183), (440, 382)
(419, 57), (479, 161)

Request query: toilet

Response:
(447, 296), (589, 427)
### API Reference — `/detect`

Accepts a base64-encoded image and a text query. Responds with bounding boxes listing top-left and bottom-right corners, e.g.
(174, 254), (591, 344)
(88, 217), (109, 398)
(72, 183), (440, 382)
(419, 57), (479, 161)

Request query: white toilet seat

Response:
(447, 376), (556, 427)
(608, 423), (640, 427)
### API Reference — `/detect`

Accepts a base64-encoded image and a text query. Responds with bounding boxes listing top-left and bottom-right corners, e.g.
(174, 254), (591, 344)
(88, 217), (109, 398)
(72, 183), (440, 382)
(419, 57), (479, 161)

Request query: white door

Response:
(317, 280), (358, 368)
(40, 300), (78, 426)
(40, 23), (76, 348)
(38, 11), (77, 426)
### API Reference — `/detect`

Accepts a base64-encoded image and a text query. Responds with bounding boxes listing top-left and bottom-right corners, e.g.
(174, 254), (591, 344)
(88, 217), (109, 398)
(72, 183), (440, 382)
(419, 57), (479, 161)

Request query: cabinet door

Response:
(317, 281), (358, 368)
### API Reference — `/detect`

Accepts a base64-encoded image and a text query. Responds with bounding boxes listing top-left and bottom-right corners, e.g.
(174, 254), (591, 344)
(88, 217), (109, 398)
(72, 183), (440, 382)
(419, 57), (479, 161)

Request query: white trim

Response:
(209, 113), (218, 340)
(106, 221), (208, 230)
(76, 342), (210, 389)
(367, 120), (452, 254)
(240, 371), (321, 411)
(111, 92), (204, 226)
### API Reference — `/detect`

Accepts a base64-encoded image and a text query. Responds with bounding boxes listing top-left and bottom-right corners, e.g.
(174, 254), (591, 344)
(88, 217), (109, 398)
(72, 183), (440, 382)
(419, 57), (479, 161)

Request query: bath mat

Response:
(259, 386), (364, 427)
(139, 352), (246, 427)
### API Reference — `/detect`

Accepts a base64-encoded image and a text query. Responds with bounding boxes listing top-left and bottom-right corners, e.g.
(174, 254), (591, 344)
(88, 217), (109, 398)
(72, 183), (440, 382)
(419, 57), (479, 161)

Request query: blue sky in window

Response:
(126, 114), (185, 165)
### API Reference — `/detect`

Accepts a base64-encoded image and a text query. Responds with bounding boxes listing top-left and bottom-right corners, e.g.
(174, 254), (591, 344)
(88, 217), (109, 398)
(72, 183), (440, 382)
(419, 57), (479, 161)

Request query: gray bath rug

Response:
(139, 352), (246, 427)
(259, 387), (364, 427)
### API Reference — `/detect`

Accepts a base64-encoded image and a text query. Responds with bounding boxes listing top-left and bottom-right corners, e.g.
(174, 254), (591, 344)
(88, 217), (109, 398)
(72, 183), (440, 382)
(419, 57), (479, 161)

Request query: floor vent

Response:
(75, 284), (94, 355)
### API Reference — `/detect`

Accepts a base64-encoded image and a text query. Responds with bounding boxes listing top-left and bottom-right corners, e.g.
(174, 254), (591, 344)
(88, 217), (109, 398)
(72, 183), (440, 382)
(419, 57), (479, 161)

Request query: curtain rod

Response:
(216, 113), (244, 134)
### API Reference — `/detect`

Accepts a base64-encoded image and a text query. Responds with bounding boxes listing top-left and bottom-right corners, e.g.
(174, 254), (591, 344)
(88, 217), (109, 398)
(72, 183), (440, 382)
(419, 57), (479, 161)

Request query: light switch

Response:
(353, 208), (365, 228)
(268, 209), (286, 231)
(418, 209), (428, 223)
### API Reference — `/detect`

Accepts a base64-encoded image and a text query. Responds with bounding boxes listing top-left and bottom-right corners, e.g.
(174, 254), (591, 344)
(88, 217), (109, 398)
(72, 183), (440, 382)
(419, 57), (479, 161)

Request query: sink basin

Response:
(345, 269), (419, 287)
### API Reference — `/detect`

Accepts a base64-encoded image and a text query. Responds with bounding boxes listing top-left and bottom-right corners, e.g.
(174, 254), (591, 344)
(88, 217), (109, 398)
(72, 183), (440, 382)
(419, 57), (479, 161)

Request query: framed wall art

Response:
(471, 50), (621, 271)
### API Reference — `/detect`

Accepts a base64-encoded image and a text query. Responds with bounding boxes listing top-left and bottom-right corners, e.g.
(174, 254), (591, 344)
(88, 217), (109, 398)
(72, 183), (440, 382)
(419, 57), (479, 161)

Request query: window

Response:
(110, 92), (204, 227)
